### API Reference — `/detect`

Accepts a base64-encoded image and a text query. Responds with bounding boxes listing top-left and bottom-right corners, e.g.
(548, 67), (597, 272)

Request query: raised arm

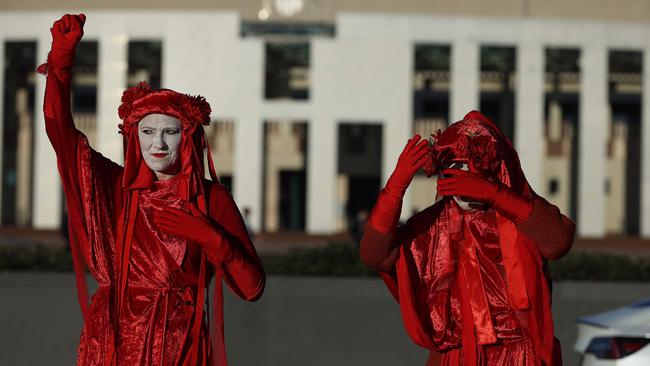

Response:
(41, 15), (122, 197)
(360, 135), (430, 272)
(41, 14), (85, 159)
(40, 14), (124, 300)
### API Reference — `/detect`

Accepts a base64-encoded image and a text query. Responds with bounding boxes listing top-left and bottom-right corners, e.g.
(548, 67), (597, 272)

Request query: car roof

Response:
(577, 298), (650, 336)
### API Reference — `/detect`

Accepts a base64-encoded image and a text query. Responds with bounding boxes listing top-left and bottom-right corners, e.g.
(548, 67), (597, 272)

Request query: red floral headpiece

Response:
(425, 114), (501, 177)
(118, 81), (211, 135)
(116, 81), (218, 194)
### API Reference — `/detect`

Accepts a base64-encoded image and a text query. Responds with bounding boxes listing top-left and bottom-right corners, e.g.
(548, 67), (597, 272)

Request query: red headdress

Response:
(112, 82), (221, 365)
(424, 111), (529, 196)
(117, 81), (218, 194)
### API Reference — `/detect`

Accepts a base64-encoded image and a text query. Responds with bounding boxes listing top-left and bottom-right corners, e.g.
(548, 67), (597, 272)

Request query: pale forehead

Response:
(138, 113), (181, 128)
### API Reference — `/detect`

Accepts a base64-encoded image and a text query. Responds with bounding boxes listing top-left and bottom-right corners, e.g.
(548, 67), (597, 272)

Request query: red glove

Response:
(368, 135), (430, 233)
(38, 14), (86, 74)
(40, 14), (88, 174)
(153, 204), (235, 263)
(437, 169), (533, 224)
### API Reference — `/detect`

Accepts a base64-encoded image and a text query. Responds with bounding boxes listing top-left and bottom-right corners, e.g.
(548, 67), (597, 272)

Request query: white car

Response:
(575, 299), (650, 365)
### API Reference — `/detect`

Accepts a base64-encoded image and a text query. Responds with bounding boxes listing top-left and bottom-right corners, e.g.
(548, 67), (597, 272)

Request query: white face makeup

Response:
(453, 194), (477, 212)
(138, 114), (182, 180)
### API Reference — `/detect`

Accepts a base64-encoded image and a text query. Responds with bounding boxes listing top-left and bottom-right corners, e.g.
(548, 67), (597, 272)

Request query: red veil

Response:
(382, 111), (557, 365)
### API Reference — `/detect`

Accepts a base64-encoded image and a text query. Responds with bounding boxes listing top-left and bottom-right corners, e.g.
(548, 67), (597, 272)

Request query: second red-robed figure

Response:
(360, 111), (574, 365)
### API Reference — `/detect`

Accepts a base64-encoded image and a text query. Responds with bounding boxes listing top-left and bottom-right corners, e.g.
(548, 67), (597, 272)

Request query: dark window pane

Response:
(549, 179), (559, 194)
(265, 43), (310, 100)
(128, 41), (162, 89)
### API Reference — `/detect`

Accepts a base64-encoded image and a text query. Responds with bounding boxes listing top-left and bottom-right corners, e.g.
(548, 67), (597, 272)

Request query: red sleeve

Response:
(41, 45), (123, 314)
(359, 187), (406, 273)
(360, 203), (442, 273)
(206, 184), (265, 301)
(516, 195), (575, 260)
(360, 225), (401, 273)
(43, 50), (122, 212)
(43, 51), (89, 200)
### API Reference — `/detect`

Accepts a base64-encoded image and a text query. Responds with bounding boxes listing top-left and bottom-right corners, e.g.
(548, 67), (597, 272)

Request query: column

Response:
(234, 116), (264, 232)
(33, 34), (62, 228)
(97, 34), (128, 163)
(384, 42), (413, 221)
(307, 38), (338, 234)
(450, 35), (479, 121)
(306, 116), (337, 233)
(515, 41), (545, 192)
(578, 43), (607, 237)
(227, 36), (264, 233)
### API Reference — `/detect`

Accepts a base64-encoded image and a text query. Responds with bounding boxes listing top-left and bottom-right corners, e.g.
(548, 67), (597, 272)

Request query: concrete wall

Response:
(1, 273), (649, 366)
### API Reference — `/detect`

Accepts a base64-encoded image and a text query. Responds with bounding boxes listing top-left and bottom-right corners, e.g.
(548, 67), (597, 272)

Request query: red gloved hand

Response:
(38, 14), (86, 74)
(437, 168), (499, 203)
(51, 14), (86, 50)
(153, 204), (234, 262)
(368, 135), (430, 233)
(386, 135), (431, 195)
(437, 169), (533, 223)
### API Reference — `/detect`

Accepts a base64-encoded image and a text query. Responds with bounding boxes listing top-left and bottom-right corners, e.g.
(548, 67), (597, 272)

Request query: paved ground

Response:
(1, 273), (649, 366)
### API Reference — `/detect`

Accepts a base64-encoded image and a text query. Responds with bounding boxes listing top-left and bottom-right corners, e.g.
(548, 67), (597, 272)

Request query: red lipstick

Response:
(151, 153), (167, 158)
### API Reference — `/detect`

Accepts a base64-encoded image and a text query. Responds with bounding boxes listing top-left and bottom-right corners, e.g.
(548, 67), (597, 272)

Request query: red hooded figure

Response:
(360, 111), (574, 365)
(40, 14), (265, 365)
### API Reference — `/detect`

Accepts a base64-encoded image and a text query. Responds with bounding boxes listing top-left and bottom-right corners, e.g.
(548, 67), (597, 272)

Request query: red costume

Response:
(360, 111), (574, 365)
(40, 15), (265, 365)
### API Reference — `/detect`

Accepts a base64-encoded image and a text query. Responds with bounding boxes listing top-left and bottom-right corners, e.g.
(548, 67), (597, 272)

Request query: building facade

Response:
(1, 0), (649, 237)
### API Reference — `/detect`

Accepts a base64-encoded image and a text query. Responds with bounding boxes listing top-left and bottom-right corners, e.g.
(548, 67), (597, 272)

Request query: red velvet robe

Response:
(43, 51), (265, 365)
(362, 195), (573, 366)
(360, 112), (574, 366)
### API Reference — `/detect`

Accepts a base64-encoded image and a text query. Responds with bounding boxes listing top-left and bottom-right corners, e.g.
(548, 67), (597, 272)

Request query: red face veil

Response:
(427, 111), (534, 318)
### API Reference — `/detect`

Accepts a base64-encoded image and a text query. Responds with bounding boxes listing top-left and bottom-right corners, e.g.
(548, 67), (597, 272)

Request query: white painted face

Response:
(453, 194), (477, 212)
(138, 114), (182, 180)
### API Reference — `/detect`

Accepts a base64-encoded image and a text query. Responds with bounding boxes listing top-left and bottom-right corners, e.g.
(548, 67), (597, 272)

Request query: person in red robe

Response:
(360, 111), (574, 365)
(39, 14), (265, 365)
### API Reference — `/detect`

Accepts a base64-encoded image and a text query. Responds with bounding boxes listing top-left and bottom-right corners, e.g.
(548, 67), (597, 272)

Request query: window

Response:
(128, 41), (162, 89)
(549, 179), (559, 195)
(265, 43), (309, 100)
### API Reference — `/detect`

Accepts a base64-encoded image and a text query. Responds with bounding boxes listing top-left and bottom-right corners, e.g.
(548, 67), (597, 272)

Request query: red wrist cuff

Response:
(47, 48), (75, 69)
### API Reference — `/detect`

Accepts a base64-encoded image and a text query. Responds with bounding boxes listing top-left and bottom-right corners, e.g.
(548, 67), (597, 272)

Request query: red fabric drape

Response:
(380, 111), (560, 366)
(41, 49), (265, 365)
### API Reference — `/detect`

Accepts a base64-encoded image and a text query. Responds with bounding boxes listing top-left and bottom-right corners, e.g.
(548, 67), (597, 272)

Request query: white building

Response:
(1, 0), (649, 238)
